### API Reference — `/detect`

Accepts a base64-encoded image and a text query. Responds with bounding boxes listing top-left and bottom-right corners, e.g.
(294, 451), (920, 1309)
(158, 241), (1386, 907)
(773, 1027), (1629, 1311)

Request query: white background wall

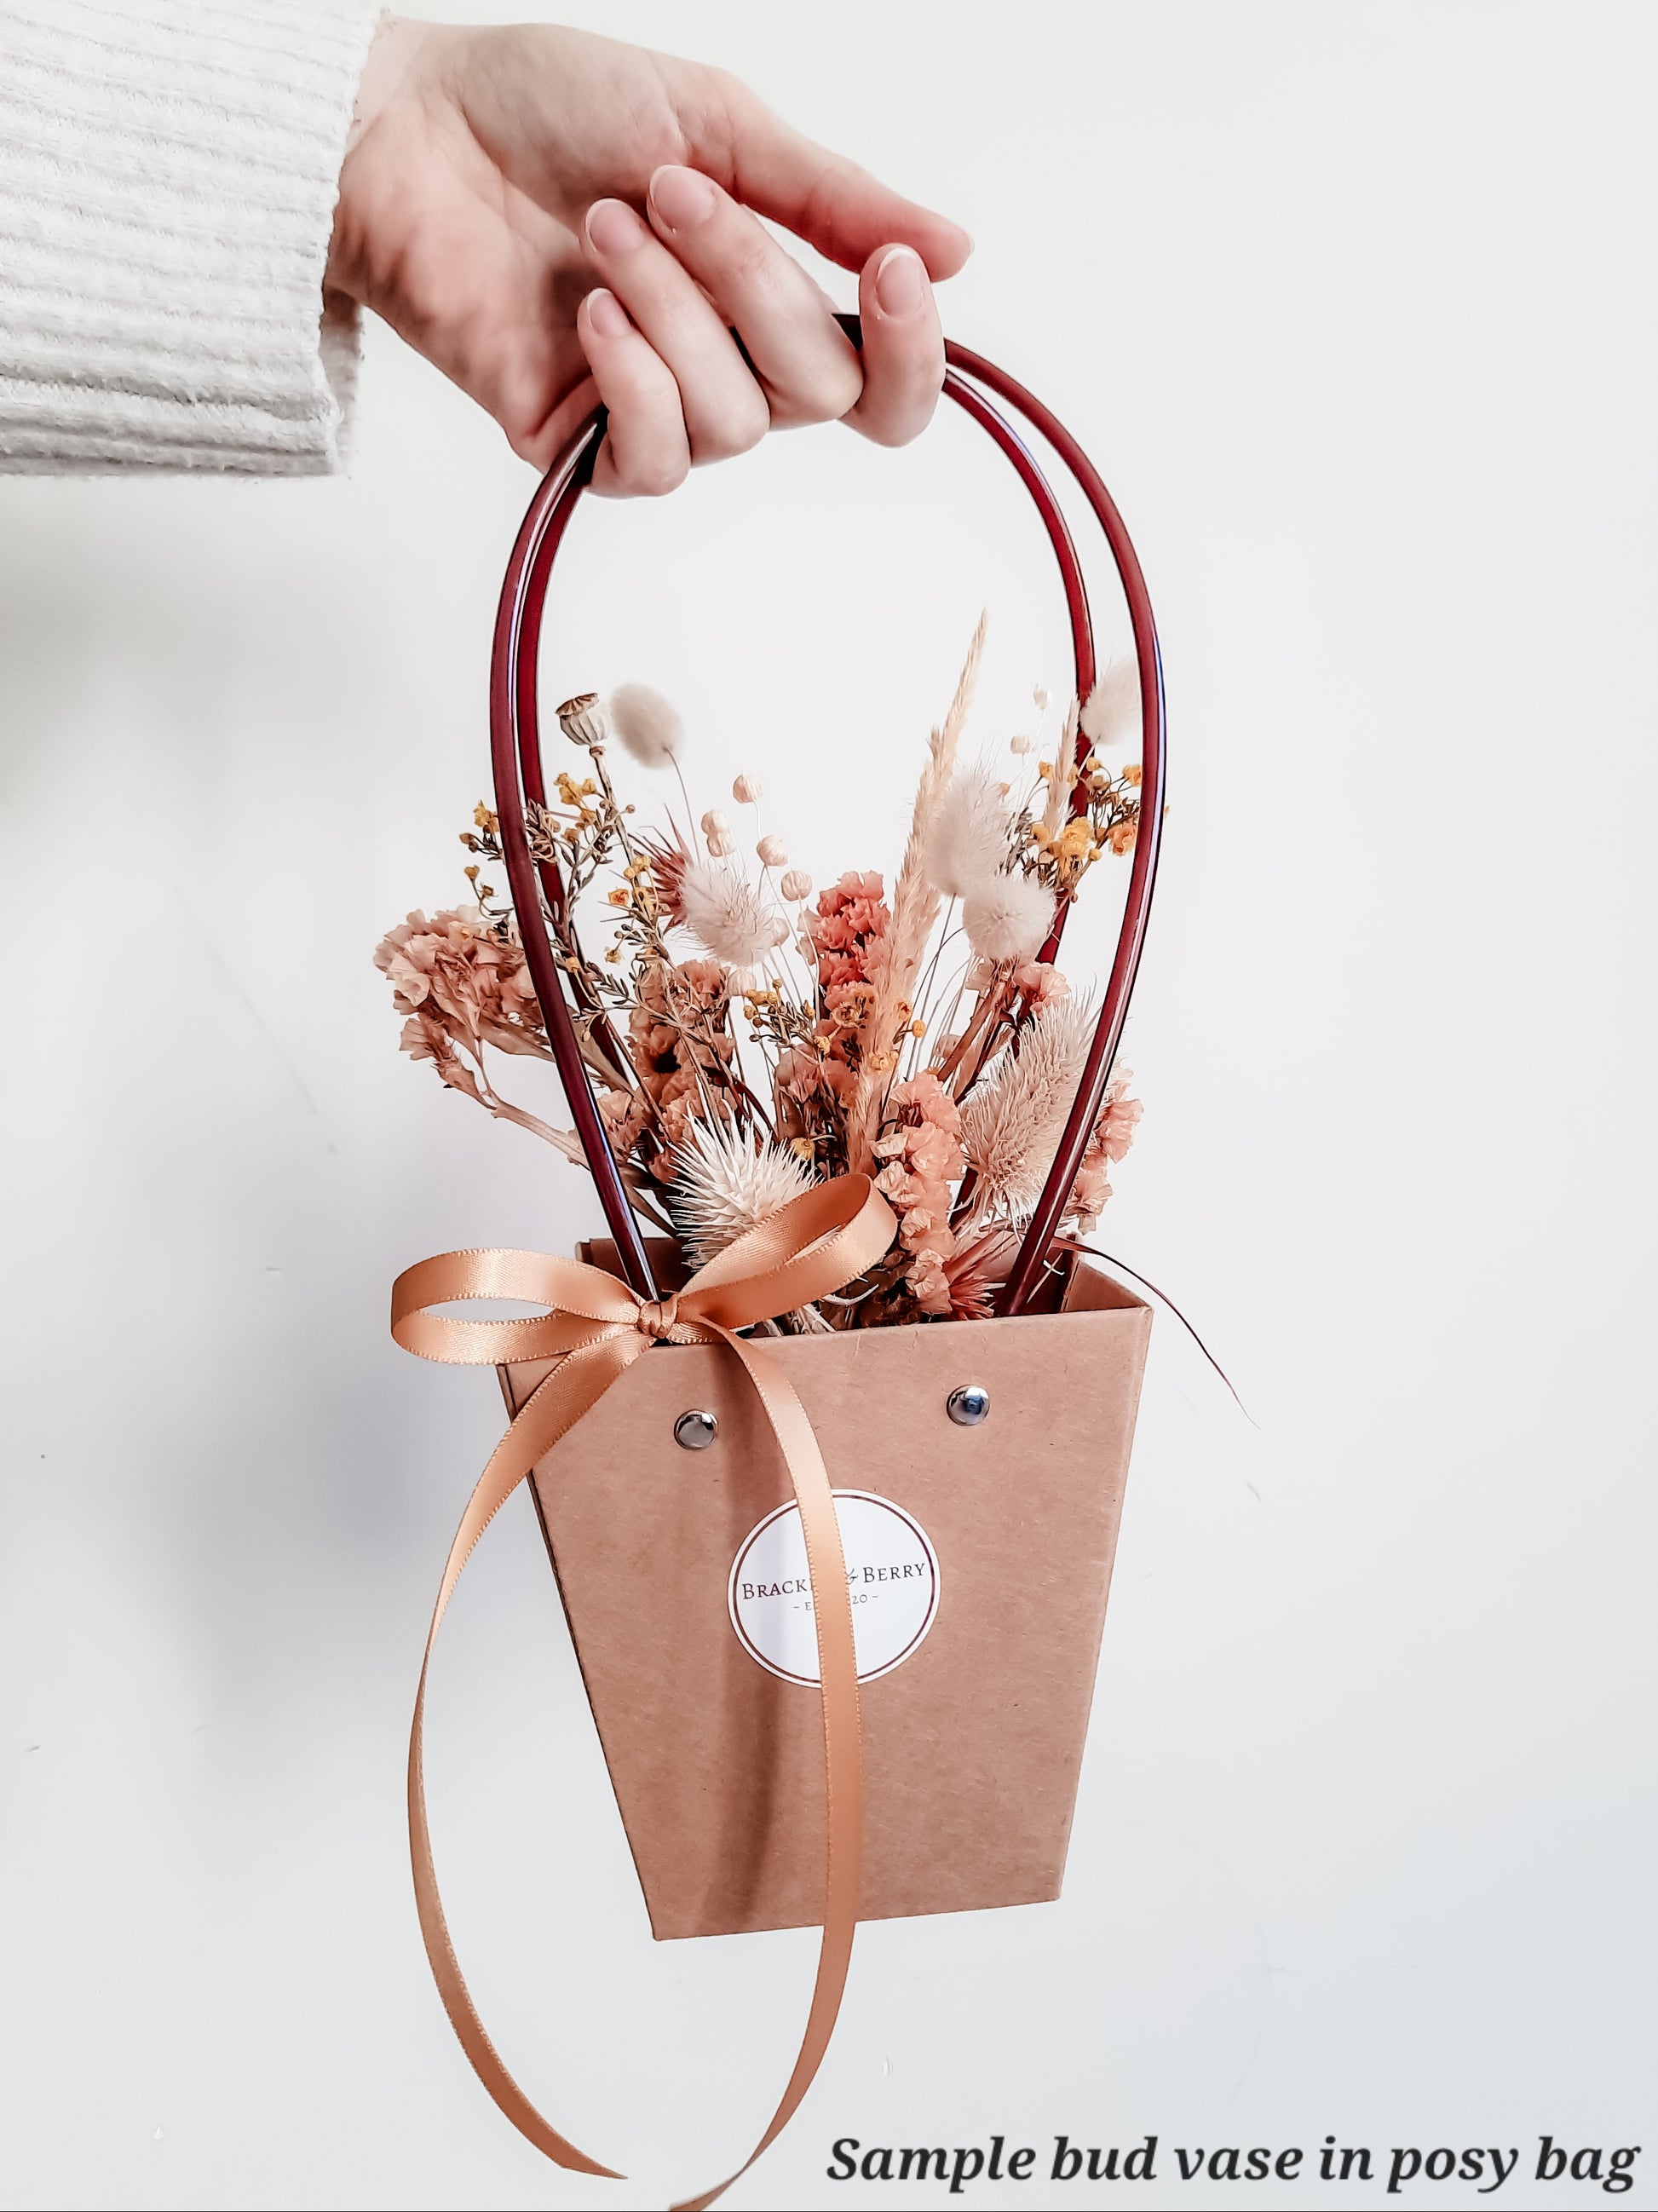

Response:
(3, 3), (1655, 2207)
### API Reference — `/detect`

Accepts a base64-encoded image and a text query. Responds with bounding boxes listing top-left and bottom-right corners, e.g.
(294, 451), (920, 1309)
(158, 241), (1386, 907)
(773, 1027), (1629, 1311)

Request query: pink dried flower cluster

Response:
(871, 1071), (967, 1316)
(376, 908), (548, 1097)
(775, 871), (893, 1109)
(601, 959), (733, 1170)
(1068, 1074), (1143, 1228)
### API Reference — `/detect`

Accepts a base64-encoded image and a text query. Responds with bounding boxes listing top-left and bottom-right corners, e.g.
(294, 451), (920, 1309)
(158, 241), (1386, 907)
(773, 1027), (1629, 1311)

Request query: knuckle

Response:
(697, 391), (769, 460)
(621, 445), (690, 498)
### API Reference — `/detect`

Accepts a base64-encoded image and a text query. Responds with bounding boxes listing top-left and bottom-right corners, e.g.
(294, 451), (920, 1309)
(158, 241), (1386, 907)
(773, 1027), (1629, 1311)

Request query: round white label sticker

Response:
(728, 1490), (941, 1685)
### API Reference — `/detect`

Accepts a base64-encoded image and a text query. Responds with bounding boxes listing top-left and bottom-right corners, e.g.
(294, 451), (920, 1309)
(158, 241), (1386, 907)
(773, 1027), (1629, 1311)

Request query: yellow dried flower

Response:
(463, 863), (480, 881)
(607, 886), (631, 908)
(473, 802), (498, 833)
(910, 1018), (927, 1040)
(1124, 763), (1143, 786)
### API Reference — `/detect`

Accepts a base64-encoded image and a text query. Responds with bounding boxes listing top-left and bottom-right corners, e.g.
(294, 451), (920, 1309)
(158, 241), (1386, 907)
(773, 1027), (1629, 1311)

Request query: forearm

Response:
(0, 0), (380, 475)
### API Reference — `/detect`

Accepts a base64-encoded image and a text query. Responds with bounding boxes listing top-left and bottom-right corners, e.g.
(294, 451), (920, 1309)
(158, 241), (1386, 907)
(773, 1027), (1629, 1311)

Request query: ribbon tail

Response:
(672, 1328), (864, 2212)
(408, 1330), (646, 2182)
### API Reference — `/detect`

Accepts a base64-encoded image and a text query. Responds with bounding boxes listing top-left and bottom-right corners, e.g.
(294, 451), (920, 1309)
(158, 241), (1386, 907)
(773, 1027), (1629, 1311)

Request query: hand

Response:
(326, 18), (971, 492)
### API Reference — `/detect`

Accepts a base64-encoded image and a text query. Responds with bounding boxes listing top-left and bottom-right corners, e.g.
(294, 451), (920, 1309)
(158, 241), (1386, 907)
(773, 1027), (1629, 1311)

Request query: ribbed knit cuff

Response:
(0, 0), (383, 475)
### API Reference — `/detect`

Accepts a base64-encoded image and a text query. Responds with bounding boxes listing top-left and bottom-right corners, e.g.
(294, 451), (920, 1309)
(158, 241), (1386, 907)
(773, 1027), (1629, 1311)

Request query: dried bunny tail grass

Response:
(1079, 658), (1138, 750)
(959, 994), (1097, 1224)
(847, 613), (987, 1172)
(678, 858), (789, 968)
(608, 683), (684, 768)
(921, 763), (1016, 899)
(1041, 697), (1081, 843)
(961, 871), (1055, 965)
(670, 1117), (818, 1268)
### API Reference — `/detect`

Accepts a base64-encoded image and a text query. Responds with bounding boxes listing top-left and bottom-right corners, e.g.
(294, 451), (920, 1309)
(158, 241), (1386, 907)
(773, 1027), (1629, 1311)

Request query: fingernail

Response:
(874, 244), (926, 317)
(586, 288), (630, 339)
(586, 199), (645, 256)
(649, 164), (717, 232)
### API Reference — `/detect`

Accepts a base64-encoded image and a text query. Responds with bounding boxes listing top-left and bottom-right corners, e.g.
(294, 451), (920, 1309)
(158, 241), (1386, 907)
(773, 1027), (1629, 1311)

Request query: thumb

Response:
(691, 71), (971, 279)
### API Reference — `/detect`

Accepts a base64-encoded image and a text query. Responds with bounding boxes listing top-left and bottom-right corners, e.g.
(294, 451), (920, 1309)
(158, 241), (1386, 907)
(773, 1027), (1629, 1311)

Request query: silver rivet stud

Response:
(947, 1385), (990, 1426)
(674, 1409), (719, 1450)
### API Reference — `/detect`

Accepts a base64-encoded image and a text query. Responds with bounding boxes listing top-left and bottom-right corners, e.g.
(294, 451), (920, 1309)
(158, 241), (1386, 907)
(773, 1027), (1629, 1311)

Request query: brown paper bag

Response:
(506, 1255), (1150, 1939)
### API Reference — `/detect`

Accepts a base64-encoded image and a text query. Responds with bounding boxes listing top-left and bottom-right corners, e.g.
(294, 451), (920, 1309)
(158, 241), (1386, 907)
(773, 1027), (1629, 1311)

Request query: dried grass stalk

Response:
(846, 613), (987, 1171)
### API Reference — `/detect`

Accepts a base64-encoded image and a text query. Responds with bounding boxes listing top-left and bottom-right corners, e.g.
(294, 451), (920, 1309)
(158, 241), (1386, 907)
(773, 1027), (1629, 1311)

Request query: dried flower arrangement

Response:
(377, 625), (1143, 1327)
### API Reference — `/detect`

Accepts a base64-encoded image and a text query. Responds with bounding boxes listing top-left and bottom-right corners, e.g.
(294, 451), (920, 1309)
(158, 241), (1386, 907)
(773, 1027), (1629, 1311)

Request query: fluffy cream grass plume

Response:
(962, 871), (1055, 965)
(671, 1118), (817, 1268)
(1079, 658), (1138, 750)
(921, 763), (1014, 899)
(677, 858), (788, 968)
(846, 613), (987, 1172)
(608, 682), (684, 768)
(959, 994), (1096, 1224)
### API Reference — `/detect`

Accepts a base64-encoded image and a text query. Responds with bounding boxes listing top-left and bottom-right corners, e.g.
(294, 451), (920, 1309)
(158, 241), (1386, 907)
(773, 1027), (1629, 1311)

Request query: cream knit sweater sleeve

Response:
(0, 0), (382, 474)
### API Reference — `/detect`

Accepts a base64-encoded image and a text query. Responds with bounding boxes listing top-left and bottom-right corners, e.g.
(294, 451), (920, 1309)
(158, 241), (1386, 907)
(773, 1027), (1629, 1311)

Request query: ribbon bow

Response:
(392, 1175), (898, 2212)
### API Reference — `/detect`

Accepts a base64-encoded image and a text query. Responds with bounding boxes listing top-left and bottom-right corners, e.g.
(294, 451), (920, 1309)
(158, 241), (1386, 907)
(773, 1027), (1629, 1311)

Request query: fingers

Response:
(642, 167), (861, 427)
(584, 196), (773, 456)
(691, 66), (972, 280)
(843, 244), (946, 448)
(576, 288), (689, 497)
(577, 169), (948, 495)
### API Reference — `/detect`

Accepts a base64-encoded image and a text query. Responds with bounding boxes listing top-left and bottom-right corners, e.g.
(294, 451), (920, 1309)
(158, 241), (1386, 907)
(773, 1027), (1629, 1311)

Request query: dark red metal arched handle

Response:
(489, 337), (1166, 1315)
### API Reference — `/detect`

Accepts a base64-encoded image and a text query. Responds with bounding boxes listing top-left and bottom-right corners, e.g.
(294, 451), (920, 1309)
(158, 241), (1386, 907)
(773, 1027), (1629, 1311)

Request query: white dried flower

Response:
(705, 829), (735, 859)
(557, 693), (607, 749)
(1032, 683), (1050, 711)
(921, 766), (1016, 900)
(1079, 660), (1137, 750)
(962, 872), (1055, 965)
(678, 860), (789, 967)
(1009, 734), (1033, 756)
(780, 869), (813, 902)
(757, 834), (788, 868)
(732, 774), (763, 804)
(670, 1118), (817, 1269)
(606, 683), (682, 766)
(701, 809), (729, 836)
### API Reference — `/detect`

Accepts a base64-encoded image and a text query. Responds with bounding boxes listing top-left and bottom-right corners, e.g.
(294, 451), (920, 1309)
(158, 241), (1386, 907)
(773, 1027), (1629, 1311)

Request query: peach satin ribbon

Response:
(391, 1175), (898, 2212)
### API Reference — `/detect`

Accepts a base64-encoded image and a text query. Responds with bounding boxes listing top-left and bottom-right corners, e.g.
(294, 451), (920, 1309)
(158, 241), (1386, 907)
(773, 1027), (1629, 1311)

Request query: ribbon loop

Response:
(394, 1175), (897, 2212)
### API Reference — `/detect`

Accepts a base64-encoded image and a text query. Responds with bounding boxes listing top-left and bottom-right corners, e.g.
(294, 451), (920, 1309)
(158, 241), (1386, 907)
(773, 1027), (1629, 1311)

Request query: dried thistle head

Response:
(677, 859), (790, 969)
(669, 1118), (817, 1269)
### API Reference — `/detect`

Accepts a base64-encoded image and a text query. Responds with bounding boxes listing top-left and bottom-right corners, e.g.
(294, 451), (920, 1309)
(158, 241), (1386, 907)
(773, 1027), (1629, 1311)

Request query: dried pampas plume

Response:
(1079, 659), (1138, 750)
(1040, 698), (1081, 844)
(962, 871), (1055, 966)
(959, 995), (1096, 1224)
(608, 683), (684, 768)
(671, 1118), (817, 1268)
(678, 859), (789, 968)
(847, 612), (987, 1171)
(921, 764), (1014, 900)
